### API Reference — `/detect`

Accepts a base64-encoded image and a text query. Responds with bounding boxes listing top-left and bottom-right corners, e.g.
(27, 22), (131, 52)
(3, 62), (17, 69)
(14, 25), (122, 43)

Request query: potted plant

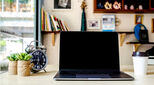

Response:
(7, 53), (18, 75)
(17, 53), (33, 76)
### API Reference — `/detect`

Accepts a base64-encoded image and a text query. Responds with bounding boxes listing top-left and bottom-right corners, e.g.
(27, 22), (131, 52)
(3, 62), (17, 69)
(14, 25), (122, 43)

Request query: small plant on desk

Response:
(17, 53), (33, 76)
(7, 53), (18, 75)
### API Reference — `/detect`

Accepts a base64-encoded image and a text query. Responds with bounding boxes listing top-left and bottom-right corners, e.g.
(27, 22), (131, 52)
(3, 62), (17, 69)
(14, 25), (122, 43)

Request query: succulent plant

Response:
(7, 53), (18, 61)
(17, 53), (32, 61)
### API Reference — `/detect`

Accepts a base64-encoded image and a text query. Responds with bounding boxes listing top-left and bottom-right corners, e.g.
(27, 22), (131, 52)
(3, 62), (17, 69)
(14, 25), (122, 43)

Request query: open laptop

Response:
(54, 32), (134, 81)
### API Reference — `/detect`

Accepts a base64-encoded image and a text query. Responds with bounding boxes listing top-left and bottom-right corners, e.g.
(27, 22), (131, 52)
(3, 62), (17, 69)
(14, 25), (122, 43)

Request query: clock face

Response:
(31, 50), (48, 71)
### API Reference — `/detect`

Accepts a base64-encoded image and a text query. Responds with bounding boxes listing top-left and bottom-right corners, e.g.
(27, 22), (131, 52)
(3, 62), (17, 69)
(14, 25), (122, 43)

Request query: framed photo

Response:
(102, 15), (115, 31)
(52, 0), (72, 11)
(152, 19), (154, 33)
(135, 15), (143, 24)
(87, 19), (101, 30)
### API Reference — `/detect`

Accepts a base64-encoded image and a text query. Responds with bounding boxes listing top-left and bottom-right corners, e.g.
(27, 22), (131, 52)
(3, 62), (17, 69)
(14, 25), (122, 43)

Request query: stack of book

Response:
(41, 8), (69, 32)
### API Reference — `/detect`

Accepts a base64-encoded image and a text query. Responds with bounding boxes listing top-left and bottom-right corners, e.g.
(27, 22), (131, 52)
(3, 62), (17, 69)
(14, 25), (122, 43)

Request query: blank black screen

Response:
(60, 32), (120, 73)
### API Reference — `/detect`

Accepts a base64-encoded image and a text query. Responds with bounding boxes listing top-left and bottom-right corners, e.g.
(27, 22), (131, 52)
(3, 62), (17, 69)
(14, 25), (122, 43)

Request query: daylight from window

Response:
(0, 0), (34, 72)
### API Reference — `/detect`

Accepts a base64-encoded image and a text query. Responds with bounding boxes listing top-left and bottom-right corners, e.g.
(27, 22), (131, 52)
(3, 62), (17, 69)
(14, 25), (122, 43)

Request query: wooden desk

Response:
(1, 65), (154, 85)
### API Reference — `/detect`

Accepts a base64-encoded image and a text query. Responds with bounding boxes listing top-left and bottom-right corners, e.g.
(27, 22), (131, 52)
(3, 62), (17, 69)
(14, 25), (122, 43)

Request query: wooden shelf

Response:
(118, 31), (134, 46)
(127, 42), (154, 52)
(94, 9), (154, 13)
(117, 31), (134, 34)
(41, 31), (60, 33)
(127, 42), (154, 44)
(94, 0), (154, 13)
(41, 31), (61, 46)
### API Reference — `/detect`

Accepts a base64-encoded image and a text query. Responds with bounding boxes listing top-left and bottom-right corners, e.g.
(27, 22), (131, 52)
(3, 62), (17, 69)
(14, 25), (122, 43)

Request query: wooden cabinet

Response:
(94, 0), (154, 13)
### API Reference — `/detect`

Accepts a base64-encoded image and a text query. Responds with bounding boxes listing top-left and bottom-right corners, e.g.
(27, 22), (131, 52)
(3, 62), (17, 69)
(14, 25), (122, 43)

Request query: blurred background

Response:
(0, 0), (35, 73)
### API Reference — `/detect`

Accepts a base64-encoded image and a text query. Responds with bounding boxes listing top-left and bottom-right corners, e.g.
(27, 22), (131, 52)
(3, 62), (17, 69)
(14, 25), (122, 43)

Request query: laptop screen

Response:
(60, 32), (120, 73)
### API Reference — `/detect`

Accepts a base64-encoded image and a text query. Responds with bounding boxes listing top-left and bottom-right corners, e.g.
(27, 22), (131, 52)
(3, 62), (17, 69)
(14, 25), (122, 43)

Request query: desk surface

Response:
(1, 65), (154, 85)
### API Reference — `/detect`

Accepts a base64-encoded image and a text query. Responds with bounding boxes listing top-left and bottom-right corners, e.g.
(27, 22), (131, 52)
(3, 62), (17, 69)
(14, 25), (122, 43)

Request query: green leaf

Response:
(7, 53), (18, 61)
(17, 53), (32, 61)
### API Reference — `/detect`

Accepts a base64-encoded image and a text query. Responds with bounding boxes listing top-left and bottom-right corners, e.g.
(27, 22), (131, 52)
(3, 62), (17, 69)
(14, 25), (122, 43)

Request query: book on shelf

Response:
(49, 15), (54, 31)
(41, 8), (45, 31)
(41, 8), (69, 32)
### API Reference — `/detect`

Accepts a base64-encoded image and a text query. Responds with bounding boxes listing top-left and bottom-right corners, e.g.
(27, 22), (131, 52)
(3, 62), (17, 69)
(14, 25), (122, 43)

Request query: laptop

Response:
(54, 32), (134, 81)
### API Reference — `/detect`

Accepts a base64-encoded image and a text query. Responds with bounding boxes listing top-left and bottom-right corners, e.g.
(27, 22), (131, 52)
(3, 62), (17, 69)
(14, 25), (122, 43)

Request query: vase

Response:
(17, 61), (33, 76)
(8, 61), (17, 75)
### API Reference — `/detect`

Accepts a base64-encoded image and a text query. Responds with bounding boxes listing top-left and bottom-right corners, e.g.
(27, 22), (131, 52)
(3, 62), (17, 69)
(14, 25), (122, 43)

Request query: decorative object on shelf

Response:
(124, 5), (128, 10)
(53, 0), (72, 11)
(94, 0), (154, 13)
(139, 5), (143, 10)
(134, 24), (145, 40)
(113, 1), (121, 10)
(152, 19), (154, 33)
(139, 26), (149, 43)
(87, 19), (100, 30)
(17, 53), (33, 76)
(25, 41), (48, 73)
(134, 24), (149, 43)
(102, 15), (115, 32)
(104, 1), (112, 9)
(115, 17), (121, 26)
(7, 54), (18, 75)
(97, 2), (103, 9)
(81, 0), (87, 32)
(130, 5), (134, 10)
(135, 15), (143, 24)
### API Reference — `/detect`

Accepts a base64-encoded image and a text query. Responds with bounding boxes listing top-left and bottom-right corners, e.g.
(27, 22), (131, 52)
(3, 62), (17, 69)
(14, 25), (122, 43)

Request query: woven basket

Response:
(17, 61), (33, 76)
(8, 61), (17, 75)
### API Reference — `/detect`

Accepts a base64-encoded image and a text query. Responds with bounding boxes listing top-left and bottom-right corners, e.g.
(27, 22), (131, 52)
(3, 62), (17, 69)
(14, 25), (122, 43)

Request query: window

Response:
(4, 0), (16, 12)
(19, 0), (33, 12)
(0, 0), (2, 12)
(0, 0), (35, 72)
(0, 0), (33, 13)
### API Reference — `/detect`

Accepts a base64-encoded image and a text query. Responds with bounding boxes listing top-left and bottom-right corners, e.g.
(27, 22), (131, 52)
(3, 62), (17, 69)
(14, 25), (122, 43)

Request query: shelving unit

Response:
(127, 42), (154, 52)
(127, 42), (154, 44)
(94, 0), (154, 13)
(117, 31), (134, 34)
(41, 31), (60, 33)
(41, 31), (61, 46)
(117, 31), (134, 46)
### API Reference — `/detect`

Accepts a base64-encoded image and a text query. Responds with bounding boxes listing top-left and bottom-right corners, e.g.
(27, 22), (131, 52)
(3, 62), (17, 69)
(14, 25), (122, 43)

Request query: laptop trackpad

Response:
(76, 74), (111, 78)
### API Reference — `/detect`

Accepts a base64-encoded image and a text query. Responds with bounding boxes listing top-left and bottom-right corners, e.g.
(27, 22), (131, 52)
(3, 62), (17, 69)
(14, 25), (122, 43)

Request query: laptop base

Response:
(54, 71), (134, 81)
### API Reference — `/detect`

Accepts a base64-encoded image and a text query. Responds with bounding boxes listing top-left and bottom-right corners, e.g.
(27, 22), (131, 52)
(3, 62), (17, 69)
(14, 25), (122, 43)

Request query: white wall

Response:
(43, 0), (154, 66)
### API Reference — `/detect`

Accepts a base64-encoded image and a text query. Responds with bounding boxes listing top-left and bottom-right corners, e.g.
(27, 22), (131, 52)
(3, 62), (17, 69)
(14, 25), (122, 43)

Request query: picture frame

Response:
(135, 15), (143, 24)
(102, 15), (116, 32)
(152, 19), (154, 33)
(52, 0), (73, 11)
(87, 19), (101, 30)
